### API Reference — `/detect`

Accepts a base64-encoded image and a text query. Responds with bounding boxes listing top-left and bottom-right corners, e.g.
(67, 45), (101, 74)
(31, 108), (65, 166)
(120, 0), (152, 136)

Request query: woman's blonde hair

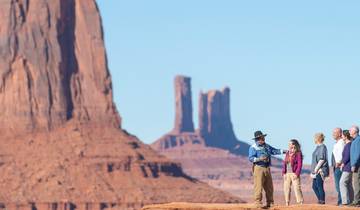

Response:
(314, 132), (325, 144)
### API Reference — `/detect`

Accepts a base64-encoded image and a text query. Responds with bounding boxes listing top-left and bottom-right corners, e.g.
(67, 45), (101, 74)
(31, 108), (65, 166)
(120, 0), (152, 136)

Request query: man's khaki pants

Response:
(253, 165), (274, 205)
(283, 172), (304, 204)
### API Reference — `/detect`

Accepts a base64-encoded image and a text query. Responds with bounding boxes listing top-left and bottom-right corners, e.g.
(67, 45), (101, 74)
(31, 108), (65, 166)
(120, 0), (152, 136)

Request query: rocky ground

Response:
(142, 202), (358, 210)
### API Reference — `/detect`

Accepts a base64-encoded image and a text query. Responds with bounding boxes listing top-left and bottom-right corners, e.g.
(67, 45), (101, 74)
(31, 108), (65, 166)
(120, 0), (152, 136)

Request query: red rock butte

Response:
(0, 1), (242, 210)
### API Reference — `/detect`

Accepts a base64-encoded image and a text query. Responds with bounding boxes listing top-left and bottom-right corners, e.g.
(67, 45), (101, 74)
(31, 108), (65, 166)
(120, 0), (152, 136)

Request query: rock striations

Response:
(0, 0), (120, 134)
(0, 1), (242, 210)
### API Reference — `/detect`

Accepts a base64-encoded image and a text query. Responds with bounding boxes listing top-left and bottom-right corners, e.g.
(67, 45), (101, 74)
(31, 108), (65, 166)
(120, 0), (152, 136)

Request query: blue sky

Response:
(97, 0), (360, 163)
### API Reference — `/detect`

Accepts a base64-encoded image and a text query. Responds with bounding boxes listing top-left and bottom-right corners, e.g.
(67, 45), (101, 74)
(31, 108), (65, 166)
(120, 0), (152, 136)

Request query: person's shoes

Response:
(297, 201), (303, 205)
(317, 200), (325, 205)
(285, 202), (290, 206)
(350, 202), (360, 207)
(254, 203), (263, 208)
(265, 202), (274, 208)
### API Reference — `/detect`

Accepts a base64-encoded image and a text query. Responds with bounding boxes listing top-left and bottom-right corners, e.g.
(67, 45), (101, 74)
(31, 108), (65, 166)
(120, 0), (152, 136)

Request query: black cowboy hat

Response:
(252, 130), (267, 140)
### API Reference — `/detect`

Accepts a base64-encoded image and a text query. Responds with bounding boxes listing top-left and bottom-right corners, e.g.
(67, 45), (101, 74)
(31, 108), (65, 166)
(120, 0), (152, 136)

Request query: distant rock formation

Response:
(173, 76), (195, 134)
(152, 76), (205, 151)
(152, 76), (249, 155)
(199, 88), (237, 149)
(0, 1), (241, 210)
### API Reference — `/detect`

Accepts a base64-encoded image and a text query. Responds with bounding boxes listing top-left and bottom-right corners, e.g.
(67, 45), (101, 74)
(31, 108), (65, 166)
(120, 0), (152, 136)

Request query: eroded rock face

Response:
(199, 88), (237, 149)
(0, 0), (120, 134)
(198, 88), (249, 155)
(173, 76), (195, 134)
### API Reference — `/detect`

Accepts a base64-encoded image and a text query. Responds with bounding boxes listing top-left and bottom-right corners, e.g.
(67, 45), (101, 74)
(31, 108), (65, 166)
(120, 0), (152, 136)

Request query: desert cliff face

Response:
(0, 0), (120, 134)
(0, 1), (241, 209)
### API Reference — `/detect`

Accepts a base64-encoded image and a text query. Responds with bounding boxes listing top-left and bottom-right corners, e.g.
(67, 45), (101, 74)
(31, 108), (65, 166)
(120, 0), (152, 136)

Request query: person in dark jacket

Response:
(282, 139), (304, 206)
(340, 130), (354, 205)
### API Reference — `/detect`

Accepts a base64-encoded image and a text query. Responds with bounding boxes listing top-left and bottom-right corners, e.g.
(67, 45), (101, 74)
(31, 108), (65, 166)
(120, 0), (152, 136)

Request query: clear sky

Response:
(97, 0), (360, 163)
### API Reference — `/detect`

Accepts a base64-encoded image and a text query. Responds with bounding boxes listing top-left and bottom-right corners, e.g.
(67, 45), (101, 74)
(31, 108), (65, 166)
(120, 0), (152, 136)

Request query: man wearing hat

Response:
(248, 130), (287, 208)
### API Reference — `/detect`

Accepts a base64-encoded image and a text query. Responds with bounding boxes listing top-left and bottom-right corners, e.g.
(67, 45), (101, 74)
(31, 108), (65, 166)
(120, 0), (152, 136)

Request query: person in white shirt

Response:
(332, 127), (346, 205)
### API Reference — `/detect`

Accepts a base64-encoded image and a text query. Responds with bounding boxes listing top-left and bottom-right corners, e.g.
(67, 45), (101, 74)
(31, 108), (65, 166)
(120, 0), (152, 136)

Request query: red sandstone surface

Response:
(0, 123), (242, 210)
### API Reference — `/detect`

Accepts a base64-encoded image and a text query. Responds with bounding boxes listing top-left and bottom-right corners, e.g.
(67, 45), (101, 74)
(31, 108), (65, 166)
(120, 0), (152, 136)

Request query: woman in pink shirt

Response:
(282, 139), (304, 206)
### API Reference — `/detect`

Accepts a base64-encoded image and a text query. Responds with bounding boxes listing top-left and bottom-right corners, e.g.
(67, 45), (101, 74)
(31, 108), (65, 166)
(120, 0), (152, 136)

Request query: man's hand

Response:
(336, 163), (342, 168)
(352, 166), (356, 172)
(259, 156), (269, 162)
(310, 173), (317, 179)
(340, 163), (344, 171)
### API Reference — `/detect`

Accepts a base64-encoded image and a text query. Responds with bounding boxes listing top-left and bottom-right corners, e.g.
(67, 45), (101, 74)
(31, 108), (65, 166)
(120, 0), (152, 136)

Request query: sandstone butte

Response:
(151, 76), (337, 204)
(0, 1), (243, 210)
(141, 202), (360, 210)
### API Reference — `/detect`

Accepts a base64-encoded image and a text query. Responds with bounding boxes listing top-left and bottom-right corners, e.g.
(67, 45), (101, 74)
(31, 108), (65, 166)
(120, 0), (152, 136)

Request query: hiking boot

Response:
(350, 202), (360, 207)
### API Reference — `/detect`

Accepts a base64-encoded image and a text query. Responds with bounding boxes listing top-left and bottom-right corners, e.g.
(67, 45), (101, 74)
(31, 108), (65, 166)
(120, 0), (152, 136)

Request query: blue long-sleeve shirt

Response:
(351, 135), (360, 168)
(248, 142), (283, 167)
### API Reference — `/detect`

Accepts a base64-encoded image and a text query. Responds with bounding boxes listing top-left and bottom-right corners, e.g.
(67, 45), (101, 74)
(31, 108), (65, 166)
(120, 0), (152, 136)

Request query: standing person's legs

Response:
(283, 173), (292, 205)
(340, 172), (352, 205)
(291, 173), (304, 204)
(316, 174), (326, 203)
(353, 171), (360, 204)
(312, 177), (320, 201)
(253, 165), (265, 206)
(263, 167), (274, 206)
(334, 168), (343, 205)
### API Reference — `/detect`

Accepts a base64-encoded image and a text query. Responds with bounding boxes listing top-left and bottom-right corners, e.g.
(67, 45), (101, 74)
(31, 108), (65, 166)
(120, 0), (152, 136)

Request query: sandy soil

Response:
(142, 202), (359, 210)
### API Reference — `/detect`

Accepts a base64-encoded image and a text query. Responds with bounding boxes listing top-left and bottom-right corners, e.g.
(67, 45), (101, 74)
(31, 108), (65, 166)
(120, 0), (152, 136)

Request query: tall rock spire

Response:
(173, 75), (195, 133)
(0, 0), (120, 134)
(198, 87), (238, 149)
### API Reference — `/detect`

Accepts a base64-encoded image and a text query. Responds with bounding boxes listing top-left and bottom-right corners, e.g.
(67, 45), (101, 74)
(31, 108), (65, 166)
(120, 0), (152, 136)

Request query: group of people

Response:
(248, 126), (360, 208)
